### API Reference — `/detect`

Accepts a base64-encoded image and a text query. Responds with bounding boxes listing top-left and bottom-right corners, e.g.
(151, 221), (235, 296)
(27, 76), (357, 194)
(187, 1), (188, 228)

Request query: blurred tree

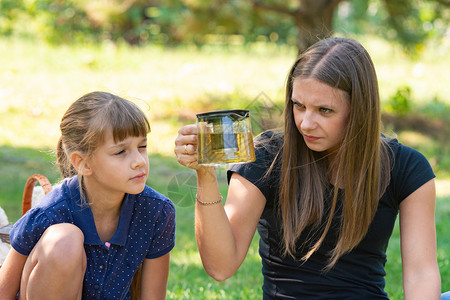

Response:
(0, 0), (24, 36)
(0, 0), (94, 43)
(79, 0), (159, 44)
(158, 0), (301, 46)
(250, 0), (343, 53)
(156, 0), (449, 54)
(338, 0), (450, 54)
(0, 0), (448, 52)
(248, 0), (449, 53)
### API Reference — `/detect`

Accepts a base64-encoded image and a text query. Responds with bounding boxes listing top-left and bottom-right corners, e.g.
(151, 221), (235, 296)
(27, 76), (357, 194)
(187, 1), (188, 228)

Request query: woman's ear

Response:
(70, 151), (92, 176)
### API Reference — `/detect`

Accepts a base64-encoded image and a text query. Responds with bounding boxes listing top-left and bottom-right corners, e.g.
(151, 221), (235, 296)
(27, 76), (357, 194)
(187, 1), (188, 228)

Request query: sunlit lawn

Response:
(0, 36), (449, 298)
(1, 36), (449, 155)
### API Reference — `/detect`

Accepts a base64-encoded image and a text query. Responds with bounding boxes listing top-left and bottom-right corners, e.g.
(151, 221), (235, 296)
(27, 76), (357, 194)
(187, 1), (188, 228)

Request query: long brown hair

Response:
(279, 37), (391, 269)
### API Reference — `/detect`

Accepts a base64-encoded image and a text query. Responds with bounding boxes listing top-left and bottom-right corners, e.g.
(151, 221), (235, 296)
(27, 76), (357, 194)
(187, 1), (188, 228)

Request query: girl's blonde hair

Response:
(280, 37), (391, 270)
(57, 91), (150, 179)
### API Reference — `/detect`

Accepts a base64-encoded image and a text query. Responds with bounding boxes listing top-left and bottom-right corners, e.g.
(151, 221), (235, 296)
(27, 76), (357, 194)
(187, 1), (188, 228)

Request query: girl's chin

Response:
(127, 183), (146, 195)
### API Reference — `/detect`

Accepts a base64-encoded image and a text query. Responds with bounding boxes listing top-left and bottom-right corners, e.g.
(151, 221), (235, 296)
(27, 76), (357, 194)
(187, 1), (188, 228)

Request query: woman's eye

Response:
(293, 102), (304, 109)
(320, 107), (333, 114)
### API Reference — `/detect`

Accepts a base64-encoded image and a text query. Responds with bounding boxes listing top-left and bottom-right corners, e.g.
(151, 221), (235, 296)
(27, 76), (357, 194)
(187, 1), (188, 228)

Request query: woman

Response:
(175, 37), (441, 299)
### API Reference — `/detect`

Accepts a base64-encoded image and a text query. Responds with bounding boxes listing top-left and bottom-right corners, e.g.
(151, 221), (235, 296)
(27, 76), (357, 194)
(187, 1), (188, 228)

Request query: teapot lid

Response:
(197, 109), (249, 120)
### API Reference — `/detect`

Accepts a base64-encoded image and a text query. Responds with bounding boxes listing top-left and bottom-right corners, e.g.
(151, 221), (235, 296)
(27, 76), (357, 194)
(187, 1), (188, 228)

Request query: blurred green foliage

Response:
(382, 85), (450, 176)
(335, 0), (449, 54)
(385, 86), (412, 116)
(0, 0), (93, 43)
(0, 0), (448, 54)
(385, 85), (450, 125)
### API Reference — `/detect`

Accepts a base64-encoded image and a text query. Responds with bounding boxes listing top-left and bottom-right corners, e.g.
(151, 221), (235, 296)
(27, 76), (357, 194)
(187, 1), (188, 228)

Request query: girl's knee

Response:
(38, 223), (85, 269)
(20, 224), (86, 298)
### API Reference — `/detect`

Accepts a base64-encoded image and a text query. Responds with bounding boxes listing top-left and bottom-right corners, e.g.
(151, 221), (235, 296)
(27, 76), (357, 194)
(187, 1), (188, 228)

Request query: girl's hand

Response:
(174, 124), (200, 170)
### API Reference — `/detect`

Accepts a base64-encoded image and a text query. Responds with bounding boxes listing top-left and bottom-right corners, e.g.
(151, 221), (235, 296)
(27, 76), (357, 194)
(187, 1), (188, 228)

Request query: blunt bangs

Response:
(109, 100), (151, 143)
(89, 97), (151, 147)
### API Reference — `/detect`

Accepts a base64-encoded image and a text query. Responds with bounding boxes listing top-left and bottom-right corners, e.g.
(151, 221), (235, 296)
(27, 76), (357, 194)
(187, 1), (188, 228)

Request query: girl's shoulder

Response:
(10, 179), (75, 256)
(29, 177), (78, 212)
(127, 186), (176, 231)
(134, 185), (175, 210)
(26, 177), (74, 215)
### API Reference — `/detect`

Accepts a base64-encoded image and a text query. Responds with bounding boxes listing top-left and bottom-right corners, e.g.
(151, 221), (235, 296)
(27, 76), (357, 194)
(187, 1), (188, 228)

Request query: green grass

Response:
(384, 193), (450, 299)
(1, 147), (449, 299)
(0, 36), (449, 298)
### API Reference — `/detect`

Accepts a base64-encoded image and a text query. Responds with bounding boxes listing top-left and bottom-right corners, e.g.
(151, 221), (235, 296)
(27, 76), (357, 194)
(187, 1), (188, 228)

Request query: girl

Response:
(0, 91), (176, 300)
(174, 37), (442, 298)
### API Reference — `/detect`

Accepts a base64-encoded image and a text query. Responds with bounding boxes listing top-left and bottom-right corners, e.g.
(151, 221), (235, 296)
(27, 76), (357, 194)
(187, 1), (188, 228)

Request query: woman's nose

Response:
(300, 111), (317, 131)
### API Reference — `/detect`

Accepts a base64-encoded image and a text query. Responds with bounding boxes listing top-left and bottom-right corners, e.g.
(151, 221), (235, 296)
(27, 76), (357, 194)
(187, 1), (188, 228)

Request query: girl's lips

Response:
(303, 135), (320, 142)
(131, 172), (147, 181)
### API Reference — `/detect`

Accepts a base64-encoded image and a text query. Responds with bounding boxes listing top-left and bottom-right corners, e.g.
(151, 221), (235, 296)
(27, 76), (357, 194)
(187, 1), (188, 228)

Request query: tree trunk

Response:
(294, 0), (344, 54)
(252, 0), (345, 54)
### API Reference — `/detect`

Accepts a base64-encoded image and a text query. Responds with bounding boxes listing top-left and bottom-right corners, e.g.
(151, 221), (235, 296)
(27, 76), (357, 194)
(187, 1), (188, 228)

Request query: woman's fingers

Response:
(179, 124), (198, 135)
(174, 125), (197, 147)
(182, 143), (197, 155)
(174, 124), (199, 169)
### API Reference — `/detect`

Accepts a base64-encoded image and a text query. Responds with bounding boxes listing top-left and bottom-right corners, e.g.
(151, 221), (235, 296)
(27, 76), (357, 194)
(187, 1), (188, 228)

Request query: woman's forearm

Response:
(403, 267), (441, 300)
(194, 167), (241, 281)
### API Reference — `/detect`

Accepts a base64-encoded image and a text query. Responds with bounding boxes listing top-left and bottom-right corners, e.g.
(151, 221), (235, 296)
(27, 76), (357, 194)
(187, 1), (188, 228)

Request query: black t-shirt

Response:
(228, 131), (435, 299)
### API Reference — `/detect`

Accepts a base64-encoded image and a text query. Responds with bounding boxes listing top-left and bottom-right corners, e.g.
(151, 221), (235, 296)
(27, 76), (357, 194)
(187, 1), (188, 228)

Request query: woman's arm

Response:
(195, 170), (265, 281)
(174, 125), (266, 281)
(0, 248), (27, 299)
(399, 179), (441, 299)
(140, 253), (170, 300)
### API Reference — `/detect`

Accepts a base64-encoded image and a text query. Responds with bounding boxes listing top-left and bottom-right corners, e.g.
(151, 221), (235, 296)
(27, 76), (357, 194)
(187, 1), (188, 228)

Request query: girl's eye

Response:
(115, 150), (125, 155)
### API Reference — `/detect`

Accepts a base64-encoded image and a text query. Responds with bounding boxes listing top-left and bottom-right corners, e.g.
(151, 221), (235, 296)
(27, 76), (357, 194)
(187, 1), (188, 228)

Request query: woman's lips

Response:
(303, 135), (320, 142)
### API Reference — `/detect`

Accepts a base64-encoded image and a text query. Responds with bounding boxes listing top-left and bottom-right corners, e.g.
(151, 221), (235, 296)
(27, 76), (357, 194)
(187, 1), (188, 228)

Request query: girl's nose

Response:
(132, 151), (147, 169)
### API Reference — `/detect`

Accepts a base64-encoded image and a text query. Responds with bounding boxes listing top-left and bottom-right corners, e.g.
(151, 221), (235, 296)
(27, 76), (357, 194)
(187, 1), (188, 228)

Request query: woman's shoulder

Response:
(255, 130), (283, 146)
(383, 137), (431, 166)
(227, 130), (282, 198)
(252, 130), (283, 162)
(382, 136), (435, 201)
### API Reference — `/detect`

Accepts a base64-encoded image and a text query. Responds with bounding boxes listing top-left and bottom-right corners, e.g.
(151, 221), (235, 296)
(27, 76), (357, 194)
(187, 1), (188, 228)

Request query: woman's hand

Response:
(174, 124), (200, 170)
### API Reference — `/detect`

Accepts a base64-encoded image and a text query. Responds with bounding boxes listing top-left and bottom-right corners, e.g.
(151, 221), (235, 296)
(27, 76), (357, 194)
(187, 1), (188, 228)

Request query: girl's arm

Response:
(175, 125), (266, 281)
(140, 253), (170, 300)
(399, 179), (441, 299)
(0, 248), (27, 299)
